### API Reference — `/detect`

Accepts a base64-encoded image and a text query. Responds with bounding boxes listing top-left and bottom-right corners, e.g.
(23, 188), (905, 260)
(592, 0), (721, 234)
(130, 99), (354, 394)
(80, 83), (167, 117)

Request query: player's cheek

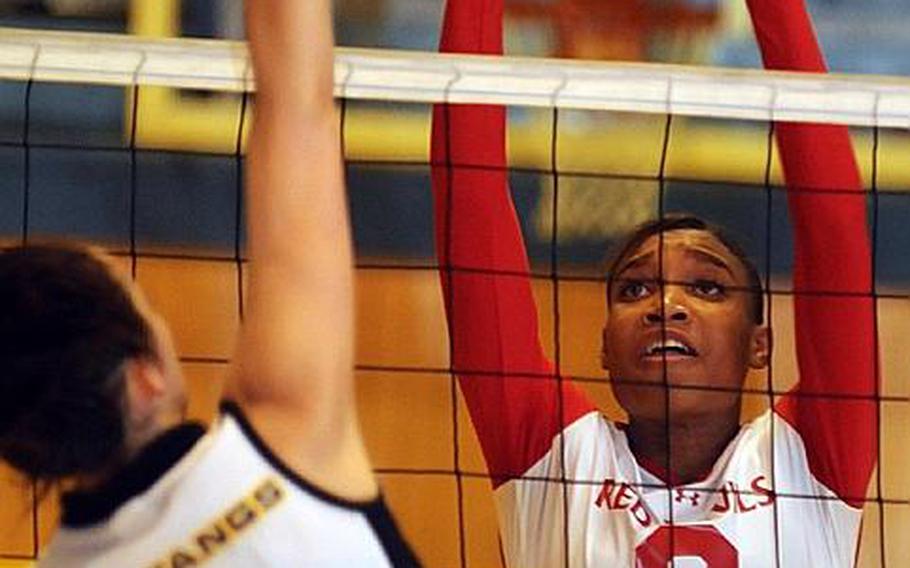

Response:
(606, 321), (634, 358)
(707, 330), (747, 385)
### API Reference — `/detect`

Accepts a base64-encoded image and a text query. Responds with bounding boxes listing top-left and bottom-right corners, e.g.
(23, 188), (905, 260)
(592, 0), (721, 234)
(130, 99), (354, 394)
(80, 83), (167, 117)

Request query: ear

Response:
(748, 325), (772, 370)
(123, 358), (167, 421)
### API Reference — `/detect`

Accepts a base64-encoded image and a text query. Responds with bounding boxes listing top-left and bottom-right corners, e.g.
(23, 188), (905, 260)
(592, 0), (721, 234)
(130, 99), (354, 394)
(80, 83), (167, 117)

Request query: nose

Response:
(642, 284), (689, 325)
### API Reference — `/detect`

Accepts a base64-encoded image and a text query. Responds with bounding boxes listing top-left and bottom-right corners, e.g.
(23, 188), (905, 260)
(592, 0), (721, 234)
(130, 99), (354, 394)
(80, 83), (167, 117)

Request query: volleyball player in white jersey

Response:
(0, 1), (418, 566)
(432, 0), (877, 566)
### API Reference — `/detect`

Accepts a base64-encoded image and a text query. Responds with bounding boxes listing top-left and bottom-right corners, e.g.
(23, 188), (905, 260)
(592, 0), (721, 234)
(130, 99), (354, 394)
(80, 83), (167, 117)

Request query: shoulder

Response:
(217, 402), (421, 567)
(217, 401), (373, 509)
(736, 411), (847, 499)
(525, 411), (621, 475)
(44, 405), (419, 568)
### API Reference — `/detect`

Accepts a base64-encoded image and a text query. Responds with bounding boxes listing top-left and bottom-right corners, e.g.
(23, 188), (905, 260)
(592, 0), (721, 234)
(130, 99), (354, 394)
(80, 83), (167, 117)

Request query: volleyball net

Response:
(0, 28), (908, 567)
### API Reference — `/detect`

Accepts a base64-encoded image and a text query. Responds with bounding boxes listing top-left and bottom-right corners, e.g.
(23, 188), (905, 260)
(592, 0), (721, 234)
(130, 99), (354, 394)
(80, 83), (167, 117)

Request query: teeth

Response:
(646, 339), (694, 356)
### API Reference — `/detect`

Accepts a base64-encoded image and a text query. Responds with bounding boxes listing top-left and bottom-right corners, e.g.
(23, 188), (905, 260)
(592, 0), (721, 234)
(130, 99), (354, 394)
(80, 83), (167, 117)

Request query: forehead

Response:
(618, 229), (750, 280)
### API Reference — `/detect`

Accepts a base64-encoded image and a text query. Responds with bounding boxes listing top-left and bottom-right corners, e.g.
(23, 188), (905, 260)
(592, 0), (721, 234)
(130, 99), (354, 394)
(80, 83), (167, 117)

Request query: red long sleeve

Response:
(747, 0), (878, 507)
(431, 0), (878, 502)
(432, 0), (594, 486)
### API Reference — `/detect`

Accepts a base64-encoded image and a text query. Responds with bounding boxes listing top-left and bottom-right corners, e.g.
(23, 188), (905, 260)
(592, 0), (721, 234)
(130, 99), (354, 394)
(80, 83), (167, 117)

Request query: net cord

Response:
(3, 27), (910, 128)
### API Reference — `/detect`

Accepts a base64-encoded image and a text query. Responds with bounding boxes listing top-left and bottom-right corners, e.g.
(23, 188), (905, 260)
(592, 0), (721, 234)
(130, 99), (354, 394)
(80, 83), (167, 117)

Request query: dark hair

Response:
(605, 214), (764, 325)
(0, 244), (154, 481)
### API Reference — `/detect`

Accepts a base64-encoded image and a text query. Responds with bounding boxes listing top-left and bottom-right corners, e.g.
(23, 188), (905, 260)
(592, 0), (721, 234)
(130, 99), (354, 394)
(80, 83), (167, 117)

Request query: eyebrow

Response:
(615, 248), (735, 279)
(614, 252), (654, 278)
(685, 248), (735, 278)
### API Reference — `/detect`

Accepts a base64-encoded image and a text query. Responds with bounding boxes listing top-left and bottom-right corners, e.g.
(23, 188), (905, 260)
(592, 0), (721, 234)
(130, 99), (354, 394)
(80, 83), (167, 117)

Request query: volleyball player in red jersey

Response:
(431, 1), (877, 566)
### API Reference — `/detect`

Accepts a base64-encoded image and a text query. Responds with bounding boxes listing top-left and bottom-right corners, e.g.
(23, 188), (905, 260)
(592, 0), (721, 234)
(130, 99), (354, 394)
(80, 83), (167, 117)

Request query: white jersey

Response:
(497, 410), (861, 568)
(40, 403), (417, 568)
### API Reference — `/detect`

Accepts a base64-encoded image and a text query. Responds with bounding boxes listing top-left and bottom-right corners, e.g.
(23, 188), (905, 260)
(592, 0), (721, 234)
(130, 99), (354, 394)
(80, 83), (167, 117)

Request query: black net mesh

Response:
(0, 43), (908, 568)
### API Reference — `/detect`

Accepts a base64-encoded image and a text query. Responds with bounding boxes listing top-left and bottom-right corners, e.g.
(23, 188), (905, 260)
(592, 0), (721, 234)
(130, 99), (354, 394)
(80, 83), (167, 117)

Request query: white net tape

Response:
(2, 26), (910, 127)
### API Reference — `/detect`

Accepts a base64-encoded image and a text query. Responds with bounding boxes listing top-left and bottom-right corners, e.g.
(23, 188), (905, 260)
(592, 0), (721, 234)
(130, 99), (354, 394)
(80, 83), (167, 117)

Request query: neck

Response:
(73, 409), (184, 492)
(626, 406), (741, 485)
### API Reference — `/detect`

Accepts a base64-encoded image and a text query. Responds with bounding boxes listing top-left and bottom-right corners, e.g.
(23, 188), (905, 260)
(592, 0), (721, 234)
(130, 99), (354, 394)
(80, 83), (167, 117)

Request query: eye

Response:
(690, 279), (726, 298)
(618, 280), (652, 300)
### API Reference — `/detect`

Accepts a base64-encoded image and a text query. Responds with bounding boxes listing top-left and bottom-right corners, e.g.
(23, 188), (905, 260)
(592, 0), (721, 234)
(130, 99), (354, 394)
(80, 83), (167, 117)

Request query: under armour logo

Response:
(674, 489), (700, 507)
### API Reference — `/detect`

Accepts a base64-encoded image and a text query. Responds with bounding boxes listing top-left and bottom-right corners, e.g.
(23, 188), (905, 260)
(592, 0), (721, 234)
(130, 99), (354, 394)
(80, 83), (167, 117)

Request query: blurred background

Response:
(1, 0), (909, 282)
(2, 0), (910, 72)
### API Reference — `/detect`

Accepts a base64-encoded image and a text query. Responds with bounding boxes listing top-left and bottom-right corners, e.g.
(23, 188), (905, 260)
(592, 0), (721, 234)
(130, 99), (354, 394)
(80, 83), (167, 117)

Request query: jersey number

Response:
(636, 525), (737, 567)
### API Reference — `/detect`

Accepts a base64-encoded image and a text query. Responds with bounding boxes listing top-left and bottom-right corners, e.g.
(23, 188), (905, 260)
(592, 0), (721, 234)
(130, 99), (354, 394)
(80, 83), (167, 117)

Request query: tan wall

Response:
(0, 260), (907, 567)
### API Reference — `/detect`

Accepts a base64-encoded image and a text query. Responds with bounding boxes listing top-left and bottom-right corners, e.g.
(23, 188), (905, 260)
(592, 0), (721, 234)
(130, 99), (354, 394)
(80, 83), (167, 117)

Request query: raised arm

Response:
(432, 0), (594, 485)
(224, 0), (375, 500)
(747, 0), (878, 507)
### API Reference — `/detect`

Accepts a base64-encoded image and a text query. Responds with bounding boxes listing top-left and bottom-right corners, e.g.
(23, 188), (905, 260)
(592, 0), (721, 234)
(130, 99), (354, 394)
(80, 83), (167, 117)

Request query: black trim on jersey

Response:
(220, 400), (421, 567)
(60, 422), (206, 527)
(363, 498), (422, 567)
(219, 400), (371, 509)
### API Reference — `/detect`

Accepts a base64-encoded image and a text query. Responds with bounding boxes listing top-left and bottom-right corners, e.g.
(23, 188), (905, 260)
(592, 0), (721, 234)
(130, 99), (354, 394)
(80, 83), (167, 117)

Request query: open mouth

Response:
(641, 338), (698, 359)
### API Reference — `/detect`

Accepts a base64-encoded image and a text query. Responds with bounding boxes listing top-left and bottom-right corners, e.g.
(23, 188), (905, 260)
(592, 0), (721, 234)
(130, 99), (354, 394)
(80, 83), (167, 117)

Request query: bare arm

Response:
(225, 0), (375, 500)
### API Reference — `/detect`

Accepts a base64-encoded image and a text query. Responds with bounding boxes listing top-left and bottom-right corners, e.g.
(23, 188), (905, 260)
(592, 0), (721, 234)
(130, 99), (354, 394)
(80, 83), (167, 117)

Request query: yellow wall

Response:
(0, 257), (906, 567)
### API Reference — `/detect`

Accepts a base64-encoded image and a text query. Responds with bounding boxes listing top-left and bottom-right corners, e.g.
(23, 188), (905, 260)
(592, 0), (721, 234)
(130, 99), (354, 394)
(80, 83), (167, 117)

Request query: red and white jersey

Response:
(497, 410), (861, 568)
(431, 2), (878, 567)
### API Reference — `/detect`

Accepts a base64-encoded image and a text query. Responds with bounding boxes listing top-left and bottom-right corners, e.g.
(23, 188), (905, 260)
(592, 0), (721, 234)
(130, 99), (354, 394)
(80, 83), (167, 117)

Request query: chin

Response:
(611, 380), (667, 420)
(612, 375), (740, 424)
(666, 390), (742, 421)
